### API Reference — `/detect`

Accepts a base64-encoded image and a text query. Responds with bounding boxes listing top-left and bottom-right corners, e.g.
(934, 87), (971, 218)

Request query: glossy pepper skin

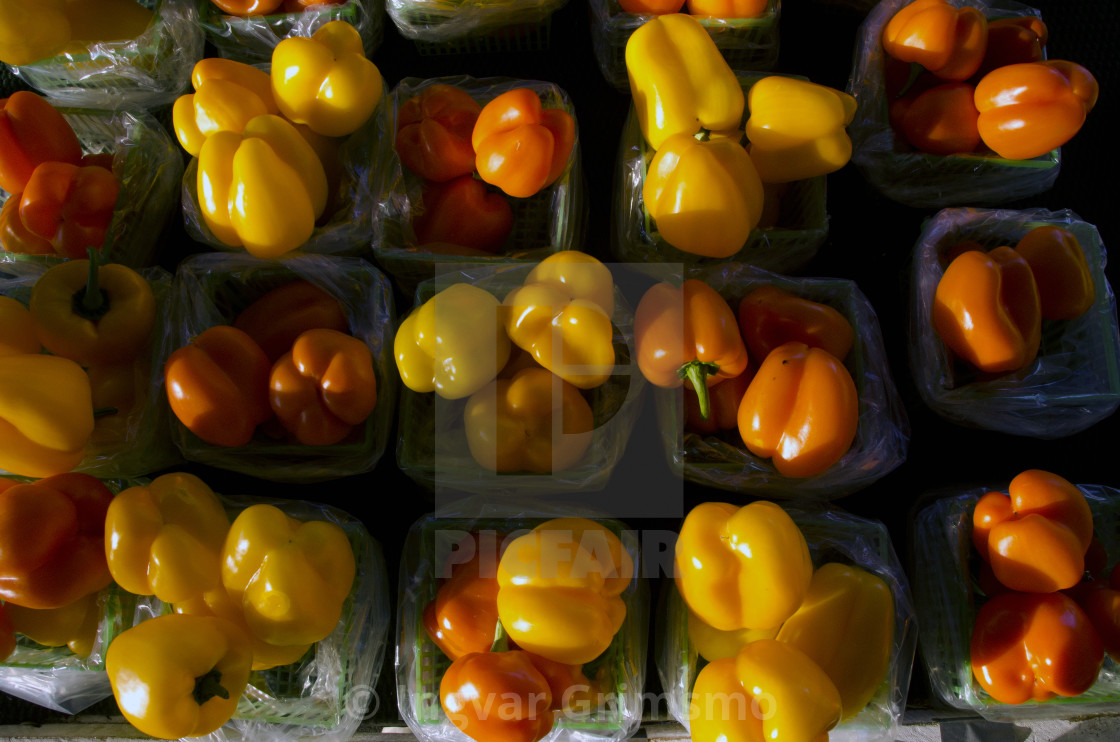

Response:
(974, 60), (1098, 160)
(674, 501), (812, 632)
(0, 91), (82, 194)
(635, 279), (749, 421)
(209, 0), (283, 16)
(413, 175), (513, 253)
(0, 354), (94, 478)
(896, 82), (981, 156)
(104, 472), (231, 605)
(441, 650), (555, 742)
(502, 252), (616, 390)
(395, 84), (482, 183)
(0, 473), (113, 610)
(471, 88), (575, 199)
(268, 328), (378, 446)
(271, 20), (383, 138)
(19, 162), (118, 258)
(686, 607), (777, 663)
(624, 13), (745, 151)
(1013, 225), (1095, 321)
(395, 283), (512, 400)
(496, 517), (633, 665)
(643, 133), (764, 258)
(106, 613), (253, 740)
(686, 0), (767, 19)
(0, 192), (55, 255)
(4, 591), (100, 657)
(882, 0), (988, 82)
(424, 547), (501, 661)
(974, 16), (1047, 79)
(172, 58), (280, 157)
(933, 246), (1041, 374)
(221, 503), (356, 647)
(164, 324), (273, 448)
(737, 284), (854, 364)
(737, 341), (859, 478)
(684, 368), (753, 436)
(233, 280), (349, 363)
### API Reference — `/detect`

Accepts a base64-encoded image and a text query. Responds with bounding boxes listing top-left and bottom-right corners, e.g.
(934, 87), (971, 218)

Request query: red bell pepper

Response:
(396, 84), (482, 183)
(0, 91), (82, 195)
(413, 175), (513, 253)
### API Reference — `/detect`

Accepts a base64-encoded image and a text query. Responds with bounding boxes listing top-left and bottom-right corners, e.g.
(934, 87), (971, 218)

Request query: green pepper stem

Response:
(192, 668), (230, 706)
(81, 247), (104, 315)
(490, 620), (509, 653)
(679, 361), (721, 421)
(895, 62), (925, 99)
(92, 407), (118, 419)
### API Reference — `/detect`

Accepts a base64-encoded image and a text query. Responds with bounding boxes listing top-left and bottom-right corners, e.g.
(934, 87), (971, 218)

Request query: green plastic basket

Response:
(197, 0), (383, 62)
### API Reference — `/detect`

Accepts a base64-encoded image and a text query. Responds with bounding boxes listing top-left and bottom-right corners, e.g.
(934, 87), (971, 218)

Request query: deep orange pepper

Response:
(441, 650), (555, 742)
(522, 652), (598, 713)
(882, 0), (988, 82)
(18, 162), (118, 259)
(0, 193), (54, 255)
(737, 341), (858, 478)
(616, 0), (683, 13)
(685, 0), (767, 18)
(233, 280), (349, 363)
(1064, 581), (1120, 665)
(684, 367), (753, 436)
(896, 82), (980, 155)
(209, 0), (283, 16)
(472, 89), (575, 199)
(396, 84), (483, 183)
(424, 547), (500, 662)
(1013, 225), (1095, 321)
(973, 16), (1047, 80)
(737, 285), (854, 364)
(0, 91), (82, 195)
(413, 175), (513, 254)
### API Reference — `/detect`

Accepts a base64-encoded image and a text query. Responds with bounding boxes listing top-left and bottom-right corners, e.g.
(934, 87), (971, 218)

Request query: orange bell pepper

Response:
(18, 162), (118, 259)
(424, 545), (500, 662)
(0, 91), (82, 195)
(209, 0), (283, 16)
(267, 328), (378, 446)
(0, 191), (55, 255)
(686, 0), (766, 17)
(0, 296), (40, 356)
(896, 82), (981, 156)
(441, 650), (555, 742)
(1013, 225), (1094, 321)
(232, 280), (349, 363)
(684, 368), (753, 436)
(472, 88), (575, 199)
(932, 246), (1041, 374)
(413, 175), (513, 254)
(736, 341), (858, 478)
(974, 16), (1047, 79)
(617, 0), (683, 13)
(974, 60), (1098, 160)
(737, 285), (854, 364)
(881, 0), (988, 82)
(635, 279), (749, 422)
(396, 84), (482, 183)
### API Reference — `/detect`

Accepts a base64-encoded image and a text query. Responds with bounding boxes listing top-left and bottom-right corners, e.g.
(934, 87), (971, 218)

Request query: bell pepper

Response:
(636, 279), (749, 421)
(737, 341), (859, 478)
(775, 562), (895, 719)
(413, 175), (513, 253)
(271, 20), (383, 138)
(0, 295), (41, 357)
(624, 13), (745, 151)
(221, 503), (356, 646)
(1065, 581), (1120, 665)
(971, 591), (1103, 705)
(0, 354), (94, 478)
(424, 546), (501, 661)
(744, 76), (857, 183)
(0, 192), (56, 255)
(0, 91), (82, 194)
(164, 324), (273, 448)
(440, 650), (555, 742)
(974, 16), (1047, 80)
(3, 591), (100, 656)
(28, 255), (155, 367)
(104, 472), (232, 605)
(737, 284), (854, 364)
(687, 607), (777, 663)
(172, 58), (280, 157)
(932, 246), (1041, 373)
(268, 327), (378, 446)
(87, 358), (146, 446)
(463, 366), (594, 474)
(63, 0), (154, 46)
(501, 252), (616, 390)
(0, 473), (112, 610)
(674, 501), (812, 632)
(0, 0), (70, 66)
(18, 162), (118, 259)
(196, 113), (329, 258)
(106, 613), (253, 740)
(496, 517), (633, 665)
(974, 60), (1098, 160)
(896, 82), (981, 155)
(616, 0), (683, 14)
(395, 282), (512, 400)
(233, 280), (349, 363)
(972, 469), (1093, 593)
(686, 0), (767, 18)
(471, 88), (575, 199)
(642, 132), (765, 258)
(396, 84), (482, 183)
(881, 0), (988, 82)
(1013, 224), (1095, 321)
(210, 0), (283, 16)
(684, 368), (753, 436)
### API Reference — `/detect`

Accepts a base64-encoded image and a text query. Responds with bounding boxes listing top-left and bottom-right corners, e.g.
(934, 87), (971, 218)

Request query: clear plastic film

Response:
(11, 0), (204, 110)
(912, 482), (1120, 721)
(385, 0), (564, 47)
(164, 252), (397, 482)
(657, 504), (917, 742)
(845, 0), (1059, 209)
(373, 76), (587, 297)
(908, 207), (1120, 438)
(395, 497), (648, 742)
(648, 263), (908, 500)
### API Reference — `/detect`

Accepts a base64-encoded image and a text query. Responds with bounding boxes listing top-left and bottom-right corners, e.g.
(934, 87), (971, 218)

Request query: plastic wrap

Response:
(0, 106), (184, 270)
(396, 500), (648, 742)
(197, 0), (384, 63)
(373, 76), (587, 297)
(164, 252), (397, 482)
(180, 78), (390, 259)
(385, 0), (563, 51)
(589, 0), (781, 91)
(912, 482), (1120, 721)
(909, 207), (1120, 438)
(649, 263), (908, 499)
(612, 74), (827, 275)
(845, 0), (1060, 208)
(395, 260), (645, 496)
(10, 0), (203, 110)
(658, 505), (916, 742)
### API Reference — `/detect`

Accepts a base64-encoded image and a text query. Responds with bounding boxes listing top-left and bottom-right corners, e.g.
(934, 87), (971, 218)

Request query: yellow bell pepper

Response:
(643, 132), (765, 258)
(502, 252), (616, 390)
(0, 296), (41, 357)
(0, 354), (93, 478)
(197, 113), (328, 258)
(496, 517), (634, 665)
(220, 503), (355, 647)
(624, 13), (745, 150)
(3, 591), (100, 656)
(0, 0), (70, 66)
(744, 75), (857, 183)
(104, 472), (231, 605)
(687, 607), (777, 663)
(172, 58), (280, 157)
(394, 283), (512, 400)
(271, 20), (383, 138)
(776, 562), (895, 720)
(675, 501), (812, 632)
